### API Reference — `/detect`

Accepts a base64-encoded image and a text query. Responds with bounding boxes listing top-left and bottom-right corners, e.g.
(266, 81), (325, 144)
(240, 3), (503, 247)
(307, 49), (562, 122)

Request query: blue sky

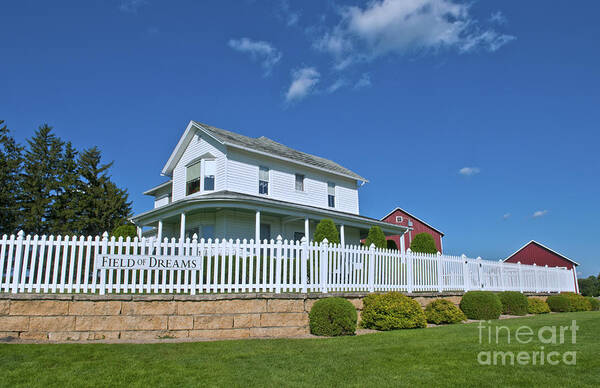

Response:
(1, 1), (598, 275)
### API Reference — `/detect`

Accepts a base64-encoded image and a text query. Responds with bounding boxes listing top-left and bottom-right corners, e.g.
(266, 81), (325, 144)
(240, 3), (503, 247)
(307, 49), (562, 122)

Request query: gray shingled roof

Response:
(193, 121), (367, 182)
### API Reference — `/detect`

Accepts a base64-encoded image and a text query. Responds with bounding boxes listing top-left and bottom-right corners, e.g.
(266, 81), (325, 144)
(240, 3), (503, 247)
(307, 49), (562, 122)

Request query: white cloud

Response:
(314, 0), (515, 68)
(285, 67), (320, 102)
(327, 79), (347, 93)
(459, 167), (480, 176)
(228, 38), (282, 76)
(354, 73), (372, 89)
(279, 0), (301, 27)
(119, 0), (146, 13)
(490, 11), (507, 25)
(533, 210), (548, 218)
(502, 213), (511, 220)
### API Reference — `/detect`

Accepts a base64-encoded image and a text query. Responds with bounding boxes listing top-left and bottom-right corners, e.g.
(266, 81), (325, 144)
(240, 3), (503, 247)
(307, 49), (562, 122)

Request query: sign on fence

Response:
(98, 255), (202, 271)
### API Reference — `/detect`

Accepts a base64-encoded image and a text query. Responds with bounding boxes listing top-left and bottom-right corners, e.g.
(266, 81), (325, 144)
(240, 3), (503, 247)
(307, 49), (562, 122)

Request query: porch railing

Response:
(0, 231), (577, 295)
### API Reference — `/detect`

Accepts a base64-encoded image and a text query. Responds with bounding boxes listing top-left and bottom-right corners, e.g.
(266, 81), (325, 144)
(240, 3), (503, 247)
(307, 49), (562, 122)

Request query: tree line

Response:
(0, 120), (131, 237)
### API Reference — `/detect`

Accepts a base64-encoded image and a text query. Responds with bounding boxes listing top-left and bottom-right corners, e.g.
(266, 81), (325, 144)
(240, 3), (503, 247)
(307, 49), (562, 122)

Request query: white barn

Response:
(131, 121), (407, 245)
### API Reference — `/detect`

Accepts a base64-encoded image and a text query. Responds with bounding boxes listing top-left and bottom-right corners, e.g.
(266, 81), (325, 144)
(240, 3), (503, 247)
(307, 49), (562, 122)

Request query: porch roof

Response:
(131, 191), (407, 235)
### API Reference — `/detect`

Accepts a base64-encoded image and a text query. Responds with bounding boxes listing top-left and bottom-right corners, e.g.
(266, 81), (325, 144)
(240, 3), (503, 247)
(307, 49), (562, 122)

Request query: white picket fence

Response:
(0, 231), (576, 295)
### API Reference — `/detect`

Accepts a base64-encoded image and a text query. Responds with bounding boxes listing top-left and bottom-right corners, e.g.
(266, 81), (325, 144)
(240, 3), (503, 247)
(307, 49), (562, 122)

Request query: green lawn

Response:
(1, 312), (599, 387)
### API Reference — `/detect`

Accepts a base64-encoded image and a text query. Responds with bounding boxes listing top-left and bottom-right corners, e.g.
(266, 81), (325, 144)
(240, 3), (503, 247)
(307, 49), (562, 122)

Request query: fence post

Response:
(191, 233), (198, 295)
(462, 254), (469, 292)
(498, 260), (505, 291)
(275, 235), (283, 293)
(368, 244), (376, 292)
(406, 248), (413, 293)
(99, 232), (109, 295)
(436, 251), (443, 292)
(301, 237), (308, 293)
(533, 263), (538, 293)
(320, 238), (328, 293)
(545, 265), (550, 293)
(476, 257), (483, 289)
(11, 230), (25, 294)
(517, 261), (523, 293)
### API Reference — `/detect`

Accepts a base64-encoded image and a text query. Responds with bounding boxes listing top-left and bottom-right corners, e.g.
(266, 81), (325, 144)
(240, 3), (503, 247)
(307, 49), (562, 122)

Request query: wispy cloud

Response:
(279, 0), (301, 27)
(327, 79), (347, 93)
(228, 38), (282, 76)
(354, 73), (372, 89)
(285, 67), (320, 102)
(503, 213), (511, 220)
(119, 0), (146, 13)
(459, 167), (481, 176)
(314, 0), (515, 69)
(533, 210), (548, 218)
(490, 11), (507, 25)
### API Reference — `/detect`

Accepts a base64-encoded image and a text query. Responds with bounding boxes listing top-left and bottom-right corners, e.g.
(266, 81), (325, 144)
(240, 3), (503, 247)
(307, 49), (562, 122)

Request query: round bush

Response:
(309, 297), (357, 336)
(546, 294), (571, 312)
(459, 291), (502, 320)
(361, 292), (427, 330)
(425, 299), (466, 324)
(562, 292), (592, 312)
(313, 219), (340, 244)
(587, 297), (600, 311)
(409, 233), (437, 254)
(527, 298), (550, 314)
(111, 224), (137, 239)
(498, 291), (528, 316)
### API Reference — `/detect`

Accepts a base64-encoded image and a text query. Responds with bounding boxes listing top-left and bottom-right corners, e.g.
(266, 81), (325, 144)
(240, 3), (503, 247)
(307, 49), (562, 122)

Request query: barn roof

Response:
(503, 240), (579, 266)
(380, 207), (445, 236)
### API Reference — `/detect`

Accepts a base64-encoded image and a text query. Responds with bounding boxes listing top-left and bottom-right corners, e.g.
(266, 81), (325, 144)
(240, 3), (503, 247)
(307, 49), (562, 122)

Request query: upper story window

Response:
(327, 182), (335, 208)
(395, 216), (403, 223)
(259, 166), (269, 195)
(186, 161), (202, 195)
(203, 159), (216, 191)
(295, 173), (305, 191)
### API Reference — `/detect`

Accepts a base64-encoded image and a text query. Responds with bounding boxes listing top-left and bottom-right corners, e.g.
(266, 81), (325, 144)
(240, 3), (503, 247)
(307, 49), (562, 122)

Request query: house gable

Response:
(504, 241), (579, 268)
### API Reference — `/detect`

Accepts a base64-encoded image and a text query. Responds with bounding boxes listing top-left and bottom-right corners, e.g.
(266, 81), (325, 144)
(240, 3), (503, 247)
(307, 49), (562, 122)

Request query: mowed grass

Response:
(1, 312), (599, 388)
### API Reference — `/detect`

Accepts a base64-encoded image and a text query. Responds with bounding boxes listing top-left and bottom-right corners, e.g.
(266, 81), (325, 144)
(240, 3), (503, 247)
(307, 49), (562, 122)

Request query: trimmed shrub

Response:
(361, 292), (427, 330)
(309, 297), (357, 336)
(111, 223), (137, 239)
(527, 298), (551, 314)
(313, 219), (340, 244)
(546, 294), (571, 312)
(425, 299), (466, 324)
(562, 292), (592, 312)
(498, 291), (528, 316)
(586, 297), (600, 311)
(459, 291), (502, 320)
(364, 226), (387, 249)
(409, 233), (437, 254)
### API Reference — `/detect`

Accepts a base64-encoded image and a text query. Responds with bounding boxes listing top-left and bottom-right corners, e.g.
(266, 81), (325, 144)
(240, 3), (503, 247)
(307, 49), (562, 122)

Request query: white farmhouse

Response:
(131, 121), (407, 245)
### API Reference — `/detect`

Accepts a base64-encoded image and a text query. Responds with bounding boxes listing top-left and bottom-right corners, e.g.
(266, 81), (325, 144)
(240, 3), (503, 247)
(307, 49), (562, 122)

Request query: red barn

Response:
(504, 240), (580, 292)
(381, 207), (444, 253)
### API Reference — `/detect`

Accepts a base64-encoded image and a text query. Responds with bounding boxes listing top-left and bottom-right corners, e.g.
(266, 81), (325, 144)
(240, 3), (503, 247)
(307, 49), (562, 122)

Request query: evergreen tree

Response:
(20, 124), (64, 235)
(409, 233), (438, 254)
(313, 219), (340, 244)
(49, 141), (80, 235)
(77, 147), (131, 236)
(0, 120), (23, 234)
(364, 226), (387, 249)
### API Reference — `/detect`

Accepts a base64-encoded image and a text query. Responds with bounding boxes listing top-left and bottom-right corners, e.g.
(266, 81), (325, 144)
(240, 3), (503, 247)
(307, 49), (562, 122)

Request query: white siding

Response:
(225, 149), (360, 214)
(154, 195), (170, 208)
(171, 131), (227, 202)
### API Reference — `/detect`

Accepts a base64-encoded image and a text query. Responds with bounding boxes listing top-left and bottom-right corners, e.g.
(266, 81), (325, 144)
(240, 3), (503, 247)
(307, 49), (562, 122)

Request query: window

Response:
(294, 232), (305, 242)
(295, 173), (305, 191)
(203, 159), (216, 191)
(395, 216), (403, 223)
(259, 166), (269, 195)
(201, 225), (215, 240)
(186, 161), (202, 195)
(260, 223), (271, 241)
(327, 182), (335, 208)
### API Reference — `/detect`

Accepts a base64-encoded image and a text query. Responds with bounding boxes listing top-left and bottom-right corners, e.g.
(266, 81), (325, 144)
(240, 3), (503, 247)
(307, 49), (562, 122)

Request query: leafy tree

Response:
(578, 276), (599, 297)
(112, 223), (137, 239)
(20, 124), (64, 235)
(313, 219), (340, 244)
(364, 226), (386, 248)
(0, 120), (23, 234)
(49, 142), (80, 235)
(76, 147), (131, 236)
(409, 232), (437, 254)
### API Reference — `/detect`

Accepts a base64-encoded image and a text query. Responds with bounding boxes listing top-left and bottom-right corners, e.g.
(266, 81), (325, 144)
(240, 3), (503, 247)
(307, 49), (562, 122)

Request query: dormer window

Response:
(259, 166), (269, 195)
(186, 161), (202, 195)
(295, 173), (305, 191)
(203, 159), (216, 191)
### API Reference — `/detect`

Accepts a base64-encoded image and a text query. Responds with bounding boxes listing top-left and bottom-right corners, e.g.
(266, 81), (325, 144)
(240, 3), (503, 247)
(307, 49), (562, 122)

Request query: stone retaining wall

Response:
(0, 292), (549, 342)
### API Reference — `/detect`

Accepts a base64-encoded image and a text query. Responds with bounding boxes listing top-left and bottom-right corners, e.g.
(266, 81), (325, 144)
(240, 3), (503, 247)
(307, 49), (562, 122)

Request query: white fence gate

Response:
(0, 231), (577, 295)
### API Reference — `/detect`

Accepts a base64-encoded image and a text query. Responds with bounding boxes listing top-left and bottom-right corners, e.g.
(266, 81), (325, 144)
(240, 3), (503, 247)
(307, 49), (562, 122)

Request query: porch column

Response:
(340, 224), (345, 247)
(399, 231), (406, 253)
(180, 212), (186, 240)
(136, 226), (142, 239)
(255, 210), (261, 243)
(304, 218), (309, 241)
(157, 219), (163, 241)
